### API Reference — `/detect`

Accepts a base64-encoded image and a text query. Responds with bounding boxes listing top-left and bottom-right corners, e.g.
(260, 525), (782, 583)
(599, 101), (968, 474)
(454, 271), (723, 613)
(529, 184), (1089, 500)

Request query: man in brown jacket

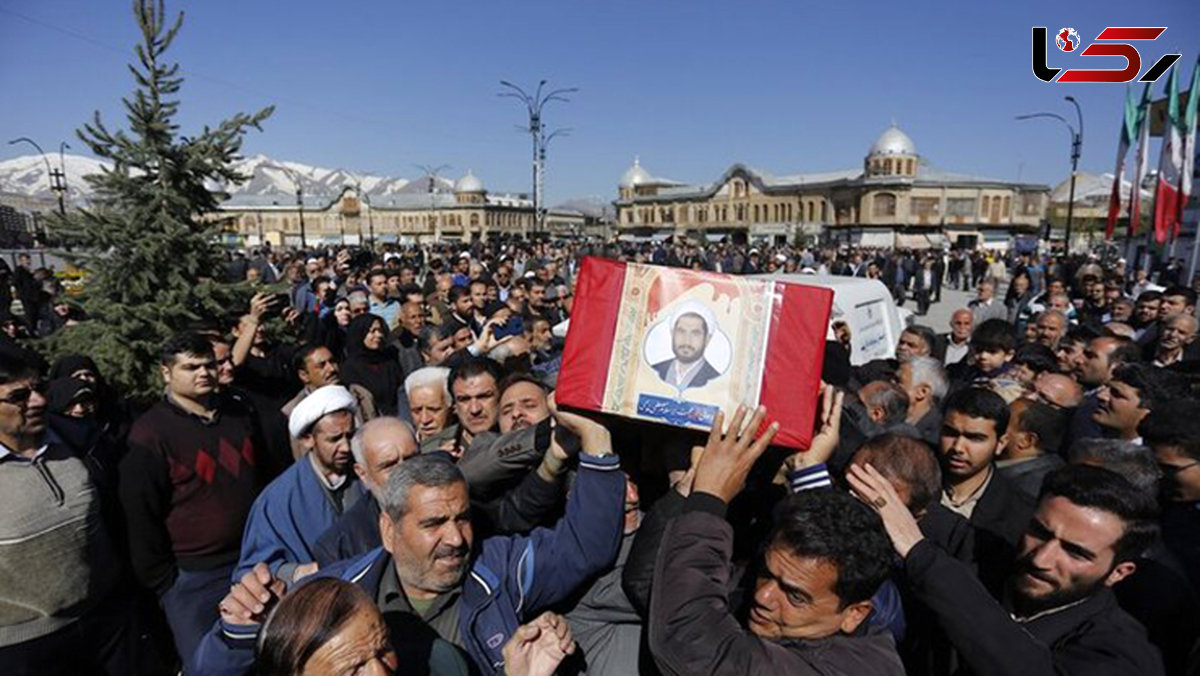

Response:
(648, 406), (903, 675)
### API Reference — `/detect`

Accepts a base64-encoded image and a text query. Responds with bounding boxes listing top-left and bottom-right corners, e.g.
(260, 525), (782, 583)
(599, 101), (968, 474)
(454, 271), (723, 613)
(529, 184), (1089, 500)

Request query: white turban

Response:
(669, 301), (719, 338)
(288, 385), (358, 439)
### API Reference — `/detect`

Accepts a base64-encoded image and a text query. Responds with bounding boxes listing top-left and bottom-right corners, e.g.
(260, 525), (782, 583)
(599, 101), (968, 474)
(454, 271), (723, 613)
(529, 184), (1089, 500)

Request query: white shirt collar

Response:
(0, 441), (49, 461)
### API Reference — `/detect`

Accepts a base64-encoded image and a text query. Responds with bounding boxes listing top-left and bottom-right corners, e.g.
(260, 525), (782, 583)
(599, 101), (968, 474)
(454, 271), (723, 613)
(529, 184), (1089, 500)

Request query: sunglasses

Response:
(0, 380), (48, 406)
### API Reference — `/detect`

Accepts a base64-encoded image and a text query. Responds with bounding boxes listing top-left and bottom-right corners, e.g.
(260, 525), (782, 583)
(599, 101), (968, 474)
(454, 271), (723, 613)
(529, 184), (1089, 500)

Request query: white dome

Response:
(454, 170), (484, 193)
(619, 157), (652, 188)
(868, 124), (917, 156)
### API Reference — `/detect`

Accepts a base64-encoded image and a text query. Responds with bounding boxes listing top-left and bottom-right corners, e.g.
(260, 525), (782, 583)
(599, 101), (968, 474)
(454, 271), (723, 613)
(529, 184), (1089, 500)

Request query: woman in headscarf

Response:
(303, 296), (352, 360)
(48, 354), (130, 435)
(340, 314), (402, 416)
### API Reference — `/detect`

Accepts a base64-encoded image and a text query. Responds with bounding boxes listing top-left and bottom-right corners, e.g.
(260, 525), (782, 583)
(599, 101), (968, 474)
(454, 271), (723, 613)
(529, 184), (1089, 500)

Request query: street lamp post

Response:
(414, 164), (450, 243)
(8, 137), (67, 244)
(266, 162), (307, 249)
(357, 181), (375, 248)
(1017, 96), (1083, 252)
(499, 80), (577, 235)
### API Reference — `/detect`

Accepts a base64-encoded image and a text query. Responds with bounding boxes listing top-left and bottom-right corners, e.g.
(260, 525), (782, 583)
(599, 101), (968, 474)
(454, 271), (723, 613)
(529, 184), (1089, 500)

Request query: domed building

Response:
(454, 170), (486, 204)
(614, 124), (1050, 249)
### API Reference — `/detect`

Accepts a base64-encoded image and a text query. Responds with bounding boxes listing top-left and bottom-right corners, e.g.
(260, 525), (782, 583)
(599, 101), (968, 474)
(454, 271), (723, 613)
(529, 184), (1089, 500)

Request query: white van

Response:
(753, 273), (911, 366)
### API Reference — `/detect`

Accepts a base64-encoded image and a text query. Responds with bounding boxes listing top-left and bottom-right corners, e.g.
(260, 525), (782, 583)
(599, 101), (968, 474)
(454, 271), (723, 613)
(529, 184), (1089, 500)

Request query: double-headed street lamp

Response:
(1017, 95), (1084, 250)
(499, 80), (577, 234)
(265, 161), (307, 249)
(8, 137), (68, 217)
(414, 164), (450, 240)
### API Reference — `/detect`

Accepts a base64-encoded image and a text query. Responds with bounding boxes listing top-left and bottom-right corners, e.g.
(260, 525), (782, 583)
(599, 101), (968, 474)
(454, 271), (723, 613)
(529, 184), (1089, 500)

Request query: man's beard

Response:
(673, 346), (701, 365)
(1008, 559), (1108, 618)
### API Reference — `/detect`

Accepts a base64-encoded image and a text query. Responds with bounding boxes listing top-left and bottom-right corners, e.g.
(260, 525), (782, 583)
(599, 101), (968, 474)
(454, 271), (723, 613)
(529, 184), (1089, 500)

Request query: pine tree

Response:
(43, 0), (272, 405)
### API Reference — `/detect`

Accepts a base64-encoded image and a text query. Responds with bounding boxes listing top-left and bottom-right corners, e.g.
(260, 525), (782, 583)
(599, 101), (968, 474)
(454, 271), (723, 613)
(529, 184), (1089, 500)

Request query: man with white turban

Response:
(233, 385), (364, 583)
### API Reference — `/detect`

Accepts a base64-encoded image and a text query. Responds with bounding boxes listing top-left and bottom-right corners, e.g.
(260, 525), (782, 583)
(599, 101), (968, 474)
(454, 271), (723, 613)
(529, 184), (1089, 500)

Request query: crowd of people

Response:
(3, 235), (1200, 675)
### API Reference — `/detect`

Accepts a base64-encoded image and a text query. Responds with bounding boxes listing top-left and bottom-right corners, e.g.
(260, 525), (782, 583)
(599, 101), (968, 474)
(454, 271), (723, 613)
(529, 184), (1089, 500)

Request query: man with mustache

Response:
(211, 405), (624, 676)
(234, 385), (364, 585)
(652, 307), (722, 392)
(851, 463), (1165, 675)
(1093, 364), (1189, 444)
(0, 353), (135, 673)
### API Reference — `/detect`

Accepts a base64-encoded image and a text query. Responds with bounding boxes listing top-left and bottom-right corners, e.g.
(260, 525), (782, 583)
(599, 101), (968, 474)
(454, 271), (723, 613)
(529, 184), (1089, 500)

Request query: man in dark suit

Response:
(937, 387), (1034, 596)
(652, 309), (722, 391)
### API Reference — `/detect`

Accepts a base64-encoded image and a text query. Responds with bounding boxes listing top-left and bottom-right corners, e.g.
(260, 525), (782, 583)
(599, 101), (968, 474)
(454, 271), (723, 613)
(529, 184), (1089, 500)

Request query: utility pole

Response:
(1016, 96), (1083, 253)
(8, 137), (66, 244)
(499, 80), (577, 235)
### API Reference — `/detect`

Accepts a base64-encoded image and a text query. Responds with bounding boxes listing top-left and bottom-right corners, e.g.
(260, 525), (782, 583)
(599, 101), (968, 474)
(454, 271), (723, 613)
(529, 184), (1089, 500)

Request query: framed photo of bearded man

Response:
(557, 258), (832, 449)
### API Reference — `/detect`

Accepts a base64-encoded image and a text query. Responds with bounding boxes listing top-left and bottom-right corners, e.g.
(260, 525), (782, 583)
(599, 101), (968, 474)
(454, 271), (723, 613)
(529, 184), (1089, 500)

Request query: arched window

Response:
(906, 159), (915, 175)
(872, 193), (897, 218)
(470, 213), (479, 227)
(1001, 196), (1011, 217)
(981, 196), (990, 215)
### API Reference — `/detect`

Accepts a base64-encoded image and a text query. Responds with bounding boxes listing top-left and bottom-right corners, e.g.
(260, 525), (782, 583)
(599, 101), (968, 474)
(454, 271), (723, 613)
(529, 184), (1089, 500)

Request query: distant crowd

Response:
(2, 235), (1200, 675)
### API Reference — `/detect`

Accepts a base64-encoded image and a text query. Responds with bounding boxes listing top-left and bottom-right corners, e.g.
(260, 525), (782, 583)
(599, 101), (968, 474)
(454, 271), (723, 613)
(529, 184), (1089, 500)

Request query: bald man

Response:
(313, 417), (420, 565)
(1032, 372), (1084, 409)
(943, 309), (974, 366)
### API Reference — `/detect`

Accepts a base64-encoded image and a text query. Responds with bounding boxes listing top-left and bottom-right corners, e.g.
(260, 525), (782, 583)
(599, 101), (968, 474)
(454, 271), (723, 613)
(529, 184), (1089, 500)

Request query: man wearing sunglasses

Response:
(0, 353), (134, 674)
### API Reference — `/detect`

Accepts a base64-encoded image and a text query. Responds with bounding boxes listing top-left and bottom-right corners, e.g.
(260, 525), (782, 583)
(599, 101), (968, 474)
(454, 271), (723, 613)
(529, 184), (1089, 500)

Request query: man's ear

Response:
(995, 433), (1010, 457)
(1105, 560), (1137, 587)
(916, 383), (932, 403)
(379, 511), (396, 556)
(838, 599), (873, 634)
(300, 433), (316, 452)
(160, 364), (170, 385)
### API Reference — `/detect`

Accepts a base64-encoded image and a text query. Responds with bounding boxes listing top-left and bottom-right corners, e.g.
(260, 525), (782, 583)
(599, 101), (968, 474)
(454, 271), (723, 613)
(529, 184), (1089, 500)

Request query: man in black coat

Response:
(936, 388), (1034, 596)
(850, 463), (1165, 676)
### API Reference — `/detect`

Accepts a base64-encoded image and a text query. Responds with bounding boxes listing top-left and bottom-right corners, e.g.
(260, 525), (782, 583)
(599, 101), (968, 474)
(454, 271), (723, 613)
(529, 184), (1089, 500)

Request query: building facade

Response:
(214, 171), (602, 247)
(614, 125), (1051, 249)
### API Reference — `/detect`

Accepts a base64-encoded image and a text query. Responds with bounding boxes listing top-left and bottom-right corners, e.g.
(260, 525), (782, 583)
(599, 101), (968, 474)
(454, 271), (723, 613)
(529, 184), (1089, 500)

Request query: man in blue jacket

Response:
(194, 404), (624, 676)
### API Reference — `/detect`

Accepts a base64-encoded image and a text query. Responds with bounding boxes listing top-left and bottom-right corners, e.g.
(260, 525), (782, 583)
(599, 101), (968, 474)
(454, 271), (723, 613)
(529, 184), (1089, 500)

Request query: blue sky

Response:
(0, 0), (1196, 203)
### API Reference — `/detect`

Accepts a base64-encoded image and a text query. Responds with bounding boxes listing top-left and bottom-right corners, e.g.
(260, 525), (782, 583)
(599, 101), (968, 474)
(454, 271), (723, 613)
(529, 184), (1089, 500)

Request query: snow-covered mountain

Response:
(0, 152), (421, 202)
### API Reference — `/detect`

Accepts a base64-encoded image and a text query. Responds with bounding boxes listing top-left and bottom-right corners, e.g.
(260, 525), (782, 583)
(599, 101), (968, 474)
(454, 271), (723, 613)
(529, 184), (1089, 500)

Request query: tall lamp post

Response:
(1017, 96), (1083, 251)
(266, 162), (307, 249)
(356, 181), (375, 248)
(499, 80), (577, 235)
(414, 164), (450, 242)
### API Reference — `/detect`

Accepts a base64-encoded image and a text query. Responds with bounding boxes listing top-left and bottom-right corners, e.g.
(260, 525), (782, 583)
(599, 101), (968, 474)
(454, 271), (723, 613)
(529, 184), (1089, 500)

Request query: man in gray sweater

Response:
(0, 352), (133, 674)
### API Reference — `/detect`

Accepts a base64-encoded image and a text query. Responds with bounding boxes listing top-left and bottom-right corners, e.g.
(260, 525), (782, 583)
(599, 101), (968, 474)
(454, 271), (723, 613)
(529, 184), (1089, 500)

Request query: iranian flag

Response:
(1180, 57), (1200, 226)
(1154, 65), (1183, 244)
(1129, 83), (1152, 237)
(1106, 87), (1140, 239)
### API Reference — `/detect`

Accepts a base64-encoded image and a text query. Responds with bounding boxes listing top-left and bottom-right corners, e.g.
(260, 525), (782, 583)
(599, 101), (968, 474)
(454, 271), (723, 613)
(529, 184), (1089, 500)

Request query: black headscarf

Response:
(46, 377), (96, 415)
(341, 314), (402, 415)
(49, 354), (99, 381)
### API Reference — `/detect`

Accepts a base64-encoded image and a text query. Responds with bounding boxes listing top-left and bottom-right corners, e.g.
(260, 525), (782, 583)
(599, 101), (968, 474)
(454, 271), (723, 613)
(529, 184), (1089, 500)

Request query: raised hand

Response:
(502, 611), (576, 676)
(784, 384), (843, 471)
(217, 562), (285, 626)
(548, 393), (612, 457)
(846, 463), (925, 558)
(692, 405), (779, 504)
